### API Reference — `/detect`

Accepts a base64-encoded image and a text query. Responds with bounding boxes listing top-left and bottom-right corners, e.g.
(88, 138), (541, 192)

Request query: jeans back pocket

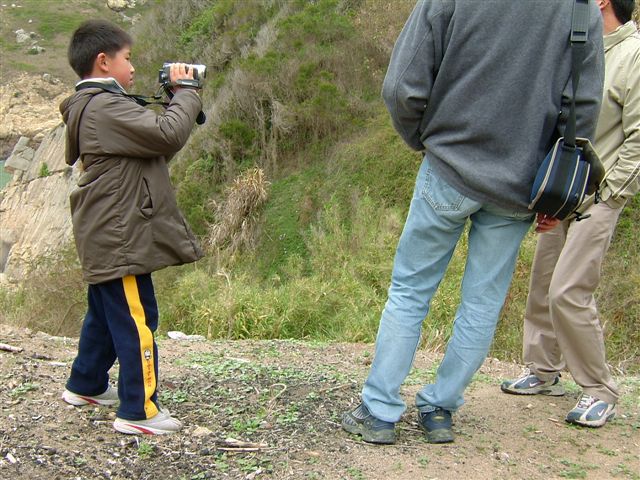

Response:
(422, 164), (465, 211)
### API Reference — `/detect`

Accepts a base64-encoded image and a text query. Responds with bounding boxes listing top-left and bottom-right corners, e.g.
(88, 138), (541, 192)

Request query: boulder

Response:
(4, 136), (35, 174)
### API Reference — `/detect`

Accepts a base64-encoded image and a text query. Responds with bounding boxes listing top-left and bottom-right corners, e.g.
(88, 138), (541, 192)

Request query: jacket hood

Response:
(60, 89), (100, 166)
(59, 79), (127, 166)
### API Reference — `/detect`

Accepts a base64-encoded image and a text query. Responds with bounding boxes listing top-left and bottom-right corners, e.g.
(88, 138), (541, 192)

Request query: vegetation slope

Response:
(1, 0), (638, 373)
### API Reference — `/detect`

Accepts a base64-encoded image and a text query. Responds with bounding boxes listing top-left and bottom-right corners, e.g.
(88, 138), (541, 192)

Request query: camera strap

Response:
(76, 79), (205, 125)
(76, 79), (169, 108)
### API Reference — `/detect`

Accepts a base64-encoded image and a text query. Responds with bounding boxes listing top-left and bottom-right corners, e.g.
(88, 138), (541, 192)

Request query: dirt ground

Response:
(0, 323), (638, 480)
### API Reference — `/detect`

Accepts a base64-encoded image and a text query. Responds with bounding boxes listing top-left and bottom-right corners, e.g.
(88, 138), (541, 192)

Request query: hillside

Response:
(0, 1), (639, 479)
(1, 0), (638, 372)
(1, 324), (638, 479)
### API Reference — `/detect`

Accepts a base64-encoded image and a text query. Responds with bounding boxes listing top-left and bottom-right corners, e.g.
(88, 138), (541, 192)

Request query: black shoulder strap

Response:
(76, 80), (167, 108)
(565, 0), (590, 148)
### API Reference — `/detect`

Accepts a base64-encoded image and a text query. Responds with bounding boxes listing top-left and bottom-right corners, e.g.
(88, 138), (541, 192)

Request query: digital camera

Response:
(158, 63), (207, 89)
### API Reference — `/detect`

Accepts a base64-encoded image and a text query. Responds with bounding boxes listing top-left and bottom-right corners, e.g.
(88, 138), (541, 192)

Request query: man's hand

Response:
(535, 213), (560, 233)
(169, 63), (195, 93)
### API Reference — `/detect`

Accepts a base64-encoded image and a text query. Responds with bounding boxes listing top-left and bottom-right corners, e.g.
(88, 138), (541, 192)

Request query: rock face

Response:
(0, 123), (80, 283)
(0, 73), (70, 156)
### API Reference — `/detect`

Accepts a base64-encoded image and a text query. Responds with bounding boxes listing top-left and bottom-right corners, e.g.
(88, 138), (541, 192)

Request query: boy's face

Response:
(104, 46), (135, 90)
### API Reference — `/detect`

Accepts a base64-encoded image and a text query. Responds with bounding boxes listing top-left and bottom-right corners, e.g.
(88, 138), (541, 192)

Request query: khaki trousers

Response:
(523, 200), (623, 404)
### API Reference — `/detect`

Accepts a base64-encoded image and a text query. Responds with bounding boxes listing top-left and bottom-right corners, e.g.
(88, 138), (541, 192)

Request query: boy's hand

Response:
(535, 213), (560, 233)
(169, 63), (196, 93)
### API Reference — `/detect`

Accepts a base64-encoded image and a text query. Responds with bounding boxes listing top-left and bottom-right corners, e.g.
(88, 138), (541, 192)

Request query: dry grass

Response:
(206, 167), (270, 262)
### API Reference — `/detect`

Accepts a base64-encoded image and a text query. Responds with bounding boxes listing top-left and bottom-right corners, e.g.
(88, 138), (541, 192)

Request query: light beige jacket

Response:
(588, 21), (640, 209)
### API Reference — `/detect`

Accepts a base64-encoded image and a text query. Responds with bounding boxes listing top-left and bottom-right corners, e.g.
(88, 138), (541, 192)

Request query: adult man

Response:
(341, 0), (604, 445)
(501, 0), (639, 428)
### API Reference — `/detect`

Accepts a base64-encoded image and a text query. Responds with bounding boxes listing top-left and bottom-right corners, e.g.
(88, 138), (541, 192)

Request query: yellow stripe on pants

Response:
(122, 275), (159, 419)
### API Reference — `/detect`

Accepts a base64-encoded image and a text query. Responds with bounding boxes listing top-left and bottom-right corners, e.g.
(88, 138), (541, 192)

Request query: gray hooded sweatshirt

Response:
(382, 0), (604, 212)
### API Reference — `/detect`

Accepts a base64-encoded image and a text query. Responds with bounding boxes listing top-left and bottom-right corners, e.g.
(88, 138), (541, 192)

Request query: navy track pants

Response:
(66, 274), (160, 420)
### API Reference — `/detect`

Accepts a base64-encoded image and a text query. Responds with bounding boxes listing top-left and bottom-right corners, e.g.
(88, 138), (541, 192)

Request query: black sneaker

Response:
(418, 408), (454, 444)
(342, 403), (396, 444)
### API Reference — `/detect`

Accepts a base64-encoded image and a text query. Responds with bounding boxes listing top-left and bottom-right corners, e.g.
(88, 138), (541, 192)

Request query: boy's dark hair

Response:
(68, 20), (132, 78)
(610, 0), (636, 24)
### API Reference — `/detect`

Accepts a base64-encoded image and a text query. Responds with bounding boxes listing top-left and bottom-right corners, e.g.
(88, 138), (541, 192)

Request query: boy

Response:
(60, 20), (204, 435)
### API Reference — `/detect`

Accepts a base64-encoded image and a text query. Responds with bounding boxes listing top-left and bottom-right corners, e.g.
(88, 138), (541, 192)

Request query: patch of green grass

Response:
(9, 382), (39, 398)
(618, 376), (640, 412)
(9, 9), (85, 40)
(346, 467), (366, 480)
(158, 389), (189, 404)
(232, 417), (262, 436)
(596, 444), (618, 456)
(406, 365), (439, 386)
(558, 459), (598, 479)
(276, 404), (300, 425)
(137, 441), (154, 459)
(563, 380), (583, 396)
(523, 424), (540, 439)
(610, 462), (640, 479)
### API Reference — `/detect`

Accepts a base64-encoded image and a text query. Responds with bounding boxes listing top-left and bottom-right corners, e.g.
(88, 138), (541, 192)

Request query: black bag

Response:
(529, 137), (604, 220)
(528, 0), (604, 221)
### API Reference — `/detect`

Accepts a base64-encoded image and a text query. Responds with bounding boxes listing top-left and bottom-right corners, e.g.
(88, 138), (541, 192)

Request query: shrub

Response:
(0, 245), (85, 336)
(38, 162), (50, 177)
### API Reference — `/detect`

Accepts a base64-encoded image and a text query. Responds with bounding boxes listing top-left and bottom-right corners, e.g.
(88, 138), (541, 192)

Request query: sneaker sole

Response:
(341, 420), (395, 445)
(113, 419), (180, 435)
(425, 427), (454, 444)
(500, 384), (565, 396)
(62, 390), (118, 406)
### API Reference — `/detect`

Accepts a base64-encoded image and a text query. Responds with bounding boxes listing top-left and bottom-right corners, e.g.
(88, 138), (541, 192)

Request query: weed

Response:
(215, 453), (230, 473)
(159, 389), (190, 404)
(596, 444), (618, 456)
(563, 381), (583, 395)
(610, 463), (640, 479)
(406, 364), (439, 386)
(523, 424), (541, 439)
(276, 405), (300, 425)
(38, 162), (50, 178)
(232, 417), (262, 436)
(137, 441), (154, 459)
(558, 459), (598, 479)
(346, 467), (366, 480)
(10, 382), (39, 398)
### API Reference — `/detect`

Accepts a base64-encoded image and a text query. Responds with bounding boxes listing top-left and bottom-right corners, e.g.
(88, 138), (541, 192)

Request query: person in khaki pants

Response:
(501, 0), (640, 428)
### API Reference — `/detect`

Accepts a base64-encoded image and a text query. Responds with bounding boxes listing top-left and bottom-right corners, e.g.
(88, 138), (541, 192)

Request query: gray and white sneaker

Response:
(62, 385), (119, 406)
(565, 394), (616, 427)
(114, 408), (183, 435)
(501, 371), (565, 396)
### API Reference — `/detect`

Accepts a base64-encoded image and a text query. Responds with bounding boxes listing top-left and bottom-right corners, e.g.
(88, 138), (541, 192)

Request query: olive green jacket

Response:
(60, 83), (204, 284)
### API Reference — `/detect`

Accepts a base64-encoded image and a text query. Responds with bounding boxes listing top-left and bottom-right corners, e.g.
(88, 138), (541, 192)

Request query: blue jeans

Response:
(362, 157), (533, 422)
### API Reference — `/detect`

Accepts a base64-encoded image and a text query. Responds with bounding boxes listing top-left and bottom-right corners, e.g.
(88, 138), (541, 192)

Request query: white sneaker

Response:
(113, 408), (183, 435)
(62, 385), (119, 406)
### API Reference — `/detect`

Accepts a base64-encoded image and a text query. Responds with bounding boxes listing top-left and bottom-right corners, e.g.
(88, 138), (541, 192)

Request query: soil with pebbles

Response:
(1, 323), (638, 480)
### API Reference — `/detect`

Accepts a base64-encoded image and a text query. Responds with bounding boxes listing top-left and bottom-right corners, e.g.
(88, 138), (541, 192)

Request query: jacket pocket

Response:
(140, 177), (154, 218)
